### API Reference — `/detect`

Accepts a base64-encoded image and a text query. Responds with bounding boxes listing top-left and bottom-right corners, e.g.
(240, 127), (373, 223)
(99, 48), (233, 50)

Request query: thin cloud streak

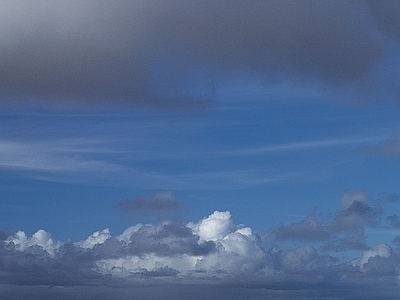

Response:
(0, 132), (390, 189)
(231, 134), (389, 156)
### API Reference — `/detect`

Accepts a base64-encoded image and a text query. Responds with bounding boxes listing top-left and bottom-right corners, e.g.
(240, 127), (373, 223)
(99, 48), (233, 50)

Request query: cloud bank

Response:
(2, 191), (400, 299)
(1, 0), (400, 110)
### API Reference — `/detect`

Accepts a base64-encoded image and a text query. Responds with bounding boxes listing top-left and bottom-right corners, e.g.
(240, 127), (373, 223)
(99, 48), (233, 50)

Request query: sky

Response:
(2, 0), (400, 299)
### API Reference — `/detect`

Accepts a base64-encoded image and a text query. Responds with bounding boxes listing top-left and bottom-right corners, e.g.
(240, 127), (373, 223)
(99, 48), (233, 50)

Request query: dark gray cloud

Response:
(118, 222), (216, 257)
(331, 197), (380, 233)
(266, 213), (332, 242)
(265, 190), (384, 251)
(365, 0), (400, 42)
(0, 0), (399, 110)
(114, 191), (184, 221)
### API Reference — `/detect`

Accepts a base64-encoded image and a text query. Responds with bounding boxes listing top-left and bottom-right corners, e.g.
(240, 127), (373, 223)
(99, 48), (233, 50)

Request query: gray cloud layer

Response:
(1, 1), (400, 109)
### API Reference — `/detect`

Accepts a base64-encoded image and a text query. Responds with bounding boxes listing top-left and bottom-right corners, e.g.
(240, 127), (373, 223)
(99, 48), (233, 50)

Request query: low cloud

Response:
(2, 190), (400, 299)
(2, 198), (400, 299)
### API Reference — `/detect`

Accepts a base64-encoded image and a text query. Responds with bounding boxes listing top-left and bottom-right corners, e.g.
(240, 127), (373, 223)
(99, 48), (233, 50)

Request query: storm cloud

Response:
(1, 1), (400, 109)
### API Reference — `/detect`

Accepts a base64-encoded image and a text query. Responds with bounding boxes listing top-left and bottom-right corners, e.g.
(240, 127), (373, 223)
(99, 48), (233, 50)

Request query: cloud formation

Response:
(266, 189), (383, 251)
(3, 189), (400, 300)
(114, 191), (184, 221)
(1, 1), (400, 110)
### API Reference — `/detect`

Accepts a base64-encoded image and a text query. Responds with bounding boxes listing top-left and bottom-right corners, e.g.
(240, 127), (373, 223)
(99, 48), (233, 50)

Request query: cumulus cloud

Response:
(332, 190), (380, 233)
(5, 229), (62, 257)
(188, 210), (234, 242)
(2, 206), (400, 299)
(0, 0), (400, 110)
(351, 243), (392, 269)
(74, 228), (111, 249)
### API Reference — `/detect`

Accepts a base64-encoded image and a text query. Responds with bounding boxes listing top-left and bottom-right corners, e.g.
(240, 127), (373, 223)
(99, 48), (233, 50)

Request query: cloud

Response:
(74, 229), (111, 249)
(373, 128), (400, 156)
(0, 1), (399, 110)
(351, 243), (392, 269)
(332, 190), (380, 232)
(188, 210), (234, 242)
(365, 0), (400, 42)
(5, 229), (62, 257)
(2, 206), (400, 298)
(114, 191), (184, 221)
(265, 213), (332, 242)
(385, 215), (400, 229)
(266, 189), (383, 251)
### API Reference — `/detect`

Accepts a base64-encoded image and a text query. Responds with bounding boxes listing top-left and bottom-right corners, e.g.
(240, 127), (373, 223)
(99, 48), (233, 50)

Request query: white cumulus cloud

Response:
(75, 228), (111, 249)
(5, 229), (62, 257)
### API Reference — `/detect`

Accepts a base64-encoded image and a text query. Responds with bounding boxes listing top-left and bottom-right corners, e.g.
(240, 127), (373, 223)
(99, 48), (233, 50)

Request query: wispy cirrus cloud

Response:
(0, 131), (389, 190)
(230, 134), (389, 156)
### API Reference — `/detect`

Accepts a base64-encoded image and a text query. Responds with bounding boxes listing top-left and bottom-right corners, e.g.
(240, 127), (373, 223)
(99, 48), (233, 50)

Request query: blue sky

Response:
(2, 1), (400, 299)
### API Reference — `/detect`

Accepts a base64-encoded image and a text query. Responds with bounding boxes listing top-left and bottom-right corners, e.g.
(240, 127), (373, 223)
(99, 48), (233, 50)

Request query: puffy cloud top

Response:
(352, 243), (392, 269)
(189, 210), (234, 242)
(75, 228), (111, 249)
(2, 202), (400, 299)
(2, 207), (400, 284)
(5, 229), (62, 257)
(340, 189), (368, 210)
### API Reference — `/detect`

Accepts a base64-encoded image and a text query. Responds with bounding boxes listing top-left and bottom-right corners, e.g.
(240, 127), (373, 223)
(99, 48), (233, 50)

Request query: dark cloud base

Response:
(1, 283), (399, 300)
(2, 190), (400, 300)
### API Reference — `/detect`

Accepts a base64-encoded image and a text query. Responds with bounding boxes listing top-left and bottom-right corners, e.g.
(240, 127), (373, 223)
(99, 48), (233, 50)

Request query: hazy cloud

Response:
(365, 0), (400, 42)
(385, 215), (400, 229)
(266, 213), (332, 242)
(374, 128), (400, 156)
(0, 0), (399, 110)
(114, 191), (184, 221)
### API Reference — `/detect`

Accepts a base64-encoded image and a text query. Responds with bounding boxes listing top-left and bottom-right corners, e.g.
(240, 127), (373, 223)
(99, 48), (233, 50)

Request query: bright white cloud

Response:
(5, 229), (62, 257)
(116, 224), (143, 244)
(189, 211), (234, 242)
(75, 228), (111, 249)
